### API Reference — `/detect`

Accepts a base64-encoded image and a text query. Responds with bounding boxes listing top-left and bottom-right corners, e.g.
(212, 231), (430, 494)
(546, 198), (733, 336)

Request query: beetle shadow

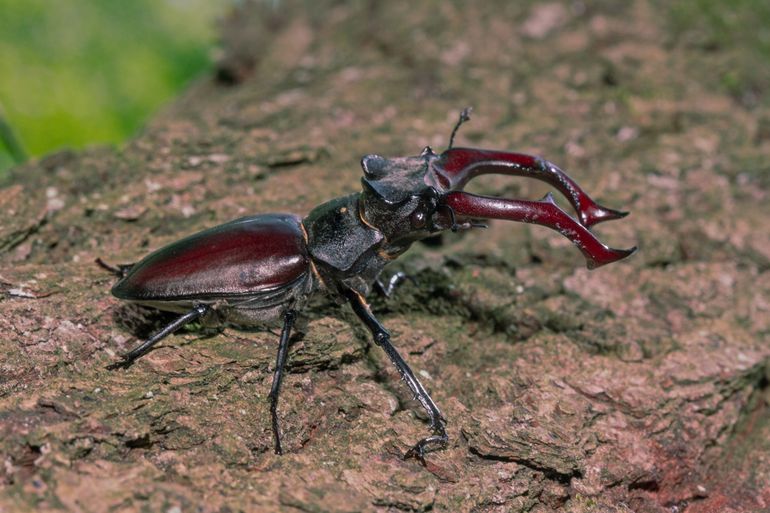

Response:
(107, 290), (392, 364)
(109, 303), (224, 351)
(111, 304), (174, 340)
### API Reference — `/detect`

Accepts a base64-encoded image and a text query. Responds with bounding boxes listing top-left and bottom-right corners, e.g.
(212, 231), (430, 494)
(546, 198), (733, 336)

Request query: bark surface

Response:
(2, 2), (770, 512)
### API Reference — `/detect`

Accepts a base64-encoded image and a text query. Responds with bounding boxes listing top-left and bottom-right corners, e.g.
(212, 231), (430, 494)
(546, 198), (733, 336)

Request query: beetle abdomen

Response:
(112, 214), (309, 301)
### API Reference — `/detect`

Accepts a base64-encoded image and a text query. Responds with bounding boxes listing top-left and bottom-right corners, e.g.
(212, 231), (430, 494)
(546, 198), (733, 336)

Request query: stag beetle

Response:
(102, 110), (635, 461)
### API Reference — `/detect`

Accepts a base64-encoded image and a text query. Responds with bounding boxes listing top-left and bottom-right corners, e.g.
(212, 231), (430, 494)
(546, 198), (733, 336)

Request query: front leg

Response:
(372, 271), (412, 298)
(343, 288), (447, 462)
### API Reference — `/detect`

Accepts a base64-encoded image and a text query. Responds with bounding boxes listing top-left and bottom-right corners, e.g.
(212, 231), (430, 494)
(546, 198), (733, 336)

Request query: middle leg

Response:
(373, 271), (412, 298)
(268, 309), (297, 455)
(344, 288), (447, 462)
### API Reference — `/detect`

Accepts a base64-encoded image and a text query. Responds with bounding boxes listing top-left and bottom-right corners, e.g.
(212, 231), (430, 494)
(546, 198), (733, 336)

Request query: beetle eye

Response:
(410, 209), (427, 229)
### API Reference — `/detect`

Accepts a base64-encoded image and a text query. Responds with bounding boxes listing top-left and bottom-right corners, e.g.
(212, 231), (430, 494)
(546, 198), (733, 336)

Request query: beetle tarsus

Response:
(373, 272), (412, 298)
(345, 289), (447, 461)
(105, 357), (134, 371)
(404, 420), (448, 464)
(268, 309), (297, 455)
(107, 304), (210, 369)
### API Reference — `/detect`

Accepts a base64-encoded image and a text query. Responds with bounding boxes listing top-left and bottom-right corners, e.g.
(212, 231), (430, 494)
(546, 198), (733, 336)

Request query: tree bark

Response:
(2, 1), (769, 512)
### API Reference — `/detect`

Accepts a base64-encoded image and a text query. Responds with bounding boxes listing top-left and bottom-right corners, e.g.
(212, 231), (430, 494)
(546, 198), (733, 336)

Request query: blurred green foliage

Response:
(0, 0), (227, 177)
(668, 0), (770, 105)
(2, 0), (768, 179)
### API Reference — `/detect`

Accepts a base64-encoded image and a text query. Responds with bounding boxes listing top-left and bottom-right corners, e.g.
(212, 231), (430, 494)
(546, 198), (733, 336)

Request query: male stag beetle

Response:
(101, 109), (636, 461)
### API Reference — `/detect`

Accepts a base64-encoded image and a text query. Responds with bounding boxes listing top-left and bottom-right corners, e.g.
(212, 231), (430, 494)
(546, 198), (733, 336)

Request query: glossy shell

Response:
(112, 214), (309, 301)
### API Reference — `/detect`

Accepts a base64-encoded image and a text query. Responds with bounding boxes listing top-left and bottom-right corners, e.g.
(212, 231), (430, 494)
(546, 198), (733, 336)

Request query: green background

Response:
(1, 0), (768, 180)
(0, 0), (226, 177)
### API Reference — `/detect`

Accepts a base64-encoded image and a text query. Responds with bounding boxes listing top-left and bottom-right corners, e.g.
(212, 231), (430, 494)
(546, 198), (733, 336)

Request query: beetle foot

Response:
(403, 421), (448, 464)
(373, 272), (415, 298)
(106, 356), (134, 371)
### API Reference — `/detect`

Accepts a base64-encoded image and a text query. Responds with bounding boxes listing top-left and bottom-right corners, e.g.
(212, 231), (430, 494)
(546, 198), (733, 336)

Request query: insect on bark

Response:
(101, 109), (636, 462)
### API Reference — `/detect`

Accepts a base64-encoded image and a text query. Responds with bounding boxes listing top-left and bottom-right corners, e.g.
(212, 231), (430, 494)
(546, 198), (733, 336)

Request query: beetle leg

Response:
(95, 257), (134, 279)
(373, 272), (413, 298)
(344, 289), (447, 463)
(445, 191), (637, 269)
(107, 304), (210, 370)
(268, 309), (297, 455)
(432, 148), (628, 228)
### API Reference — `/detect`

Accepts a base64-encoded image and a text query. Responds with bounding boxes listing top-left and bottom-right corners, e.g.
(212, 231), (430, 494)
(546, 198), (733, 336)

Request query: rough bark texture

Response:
(2, 1), (770, 512)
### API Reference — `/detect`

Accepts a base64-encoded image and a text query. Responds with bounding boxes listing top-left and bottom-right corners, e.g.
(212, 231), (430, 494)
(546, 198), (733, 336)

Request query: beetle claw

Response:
(106, 357), (134, 371)
(404, 443), (427, 464)
(403, 427), (448, 464)
(403, 416), (448, 464)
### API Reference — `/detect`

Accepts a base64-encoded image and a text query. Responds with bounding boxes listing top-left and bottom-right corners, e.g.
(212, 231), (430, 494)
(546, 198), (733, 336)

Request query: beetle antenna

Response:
(438, 203), (487, 232)
(438, 203), (462, 232)
(448, 107), (473, 150)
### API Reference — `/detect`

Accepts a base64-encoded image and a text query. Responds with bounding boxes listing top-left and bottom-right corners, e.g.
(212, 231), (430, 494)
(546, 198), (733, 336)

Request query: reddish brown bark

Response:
(2, 2), (769, 512)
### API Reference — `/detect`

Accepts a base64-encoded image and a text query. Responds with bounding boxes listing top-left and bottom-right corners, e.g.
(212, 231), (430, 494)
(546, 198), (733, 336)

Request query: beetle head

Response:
(359, 110), (636, 269)
(359, 147), (448, 246)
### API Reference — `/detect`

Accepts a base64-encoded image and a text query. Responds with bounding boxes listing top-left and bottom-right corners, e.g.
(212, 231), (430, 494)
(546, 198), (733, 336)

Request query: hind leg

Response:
(107, 304), (211, 370)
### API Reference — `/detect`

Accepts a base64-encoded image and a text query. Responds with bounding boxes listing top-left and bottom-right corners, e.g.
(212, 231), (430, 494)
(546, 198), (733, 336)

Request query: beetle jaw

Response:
(422, 148), (636, 267)
(359, 147), (635, 269)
